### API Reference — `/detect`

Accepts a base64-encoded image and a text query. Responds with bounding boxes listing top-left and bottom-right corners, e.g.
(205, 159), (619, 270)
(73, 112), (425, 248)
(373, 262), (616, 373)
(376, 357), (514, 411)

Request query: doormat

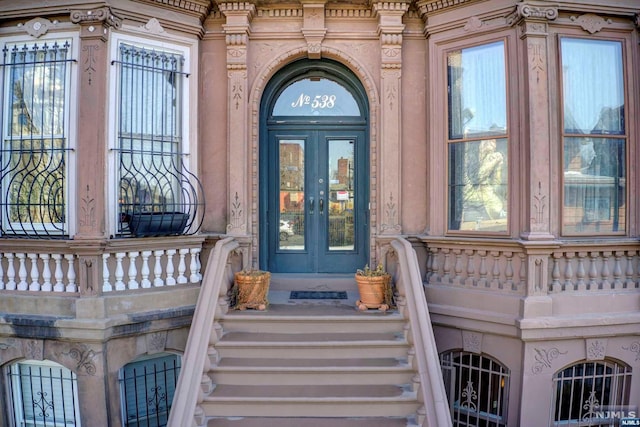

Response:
(290, 291), (348, 300)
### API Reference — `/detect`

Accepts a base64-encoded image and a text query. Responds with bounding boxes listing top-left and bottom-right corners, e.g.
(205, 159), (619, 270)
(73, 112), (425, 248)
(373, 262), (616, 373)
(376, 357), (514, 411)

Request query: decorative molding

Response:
(302, 2), (326, 59)
(22, 339), (44, 360)
(532, 347), (567, 374)
(0, 339), (17, 351)
(507, 2), (557, 27)
(22, 17), (56, 38)
(462, 331), (482, 354)
(147, 332), (168, 354)
(381, 192), (401, 233)
(227, 192), (245, 233)
(141, 17), (166, 34)
(70, 7), (122, 29)
(62, 344), (99, 375)
(256, 8), (303, 18)
(570, 13), (611, 34)
(80, 184), (95, 226)
(586, 339), (607, 361)
(532, 181), (546, 225)
(137, 0), (211, 17)
(622, 341), (640, 361)
(417, 0), (472, 15)
(463, 16), (483, 32)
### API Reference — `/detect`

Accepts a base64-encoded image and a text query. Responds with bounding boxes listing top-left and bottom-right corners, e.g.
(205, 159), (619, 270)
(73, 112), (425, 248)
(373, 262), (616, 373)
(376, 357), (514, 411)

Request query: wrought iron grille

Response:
(114, 43), (203, 237)
(552, 360), (632, 426)
(0, 40), (74, 238)
(119, 354), (181, 427)
(8, 360), (80, 426)
(440, 350), (510, 427)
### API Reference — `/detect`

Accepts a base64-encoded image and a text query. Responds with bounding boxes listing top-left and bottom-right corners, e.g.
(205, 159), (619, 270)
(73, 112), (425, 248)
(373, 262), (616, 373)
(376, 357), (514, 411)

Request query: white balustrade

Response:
(0, 252), (78, 293)
(101, 246), (202, 292)
(0, 244), (202, 294)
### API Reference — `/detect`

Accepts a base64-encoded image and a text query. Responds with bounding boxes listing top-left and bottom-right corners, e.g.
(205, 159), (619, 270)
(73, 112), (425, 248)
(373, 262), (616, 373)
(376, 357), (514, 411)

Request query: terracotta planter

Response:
(355, 274), (391, 312)
(234, 271), (271, 310)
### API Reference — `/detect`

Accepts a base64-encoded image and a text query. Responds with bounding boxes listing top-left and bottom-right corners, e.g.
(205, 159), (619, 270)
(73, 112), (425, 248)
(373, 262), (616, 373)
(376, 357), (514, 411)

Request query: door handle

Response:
(319, 198), (324, 215)
(309, 197), (314, 214)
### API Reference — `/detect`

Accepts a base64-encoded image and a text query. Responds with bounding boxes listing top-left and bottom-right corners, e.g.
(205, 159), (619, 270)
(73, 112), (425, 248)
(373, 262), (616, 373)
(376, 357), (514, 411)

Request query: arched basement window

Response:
(118, 353), (181, 427)
(552, 359), (632, 426)
(7, 359), (81, 426)
(440, 350), (510, 427)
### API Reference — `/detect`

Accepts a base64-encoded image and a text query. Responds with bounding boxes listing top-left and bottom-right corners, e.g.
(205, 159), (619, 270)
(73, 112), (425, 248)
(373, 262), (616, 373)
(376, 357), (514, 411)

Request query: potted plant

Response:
(355, 263), (393, 312)
(233, 269), (271, 311)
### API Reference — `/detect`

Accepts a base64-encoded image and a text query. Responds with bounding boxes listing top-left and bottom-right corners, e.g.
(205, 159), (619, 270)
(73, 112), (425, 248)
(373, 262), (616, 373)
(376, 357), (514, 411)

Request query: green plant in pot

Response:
(355, 263), (393, 312)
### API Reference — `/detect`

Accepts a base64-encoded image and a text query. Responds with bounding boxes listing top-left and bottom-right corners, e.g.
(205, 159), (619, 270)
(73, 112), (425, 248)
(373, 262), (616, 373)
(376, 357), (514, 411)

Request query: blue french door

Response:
(266, 128), (368, 273)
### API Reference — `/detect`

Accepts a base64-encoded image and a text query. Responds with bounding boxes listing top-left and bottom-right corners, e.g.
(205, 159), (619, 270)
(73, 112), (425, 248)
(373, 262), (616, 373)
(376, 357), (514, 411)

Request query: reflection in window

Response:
(561, 38), (625, 235)
(279, 139), (305, 250)
(447, 41), (508, 232)
(328, 139), (355, 251)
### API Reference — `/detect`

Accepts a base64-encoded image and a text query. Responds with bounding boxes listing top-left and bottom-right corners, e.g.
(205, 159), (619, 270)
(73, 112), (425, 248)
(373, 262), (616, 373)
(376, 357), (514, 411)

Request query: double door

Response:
(266, 128), (368, 273)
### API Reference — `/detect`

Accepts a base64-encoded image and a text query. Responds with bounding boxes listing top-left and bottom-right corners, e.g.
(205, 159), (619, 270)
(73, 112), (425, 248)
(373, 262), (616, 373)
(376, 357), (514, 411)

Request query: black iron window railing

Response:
(552, 360), (632, 426)
(0, 40), (74, 238)
(440, 350), (510, 427)
(114, 43), (203, 238)
(8, 360), (80, 426)
(119, 354), (181, 427)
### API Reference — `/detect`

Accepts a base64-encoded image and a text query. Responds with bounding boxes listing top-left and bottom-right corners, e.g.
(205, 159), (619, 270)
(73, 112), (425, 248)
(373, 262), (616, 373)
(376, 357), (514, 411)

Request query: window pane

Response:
(449, 138), (508, 232)
(1, 40), (71, 236)
(561, 38), (624, 135)
(448, 41), (507, 140)
(561, 37), (626, 235)
(116, 43), (198, 237)
(120, 354), (181, 427)
(279, 139), (305, 250)
(10, 361), (80, 427)
(272, 78), (361, 116)
(563, 137), (625, 234)
(552, 360), (632, 426)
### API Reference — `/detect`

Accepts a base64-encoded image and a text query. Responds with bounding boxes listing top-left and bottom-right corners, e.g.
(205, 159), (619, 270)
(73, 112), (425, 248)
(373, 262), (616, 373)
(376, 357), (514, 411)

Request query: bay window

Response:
(561, 38), (626, 235)
(447, 41), (509, 233)
(0, 38), (74, 237)
(113, 39), (202, 237)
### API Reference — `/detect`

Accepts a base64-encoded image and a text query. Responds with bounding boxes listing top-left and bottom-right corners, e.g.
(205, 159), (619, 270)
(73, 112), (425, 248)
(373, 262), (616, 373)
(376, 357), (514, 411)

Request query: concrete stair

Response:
(203, 274), (422, 426)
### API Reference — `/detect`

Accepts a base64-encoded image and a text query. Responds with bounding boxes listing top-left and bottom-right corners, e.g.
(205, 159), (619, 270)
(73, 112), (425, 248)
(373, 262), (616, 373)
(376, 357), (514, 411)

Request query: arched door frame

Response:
(258, 58), (371, 272)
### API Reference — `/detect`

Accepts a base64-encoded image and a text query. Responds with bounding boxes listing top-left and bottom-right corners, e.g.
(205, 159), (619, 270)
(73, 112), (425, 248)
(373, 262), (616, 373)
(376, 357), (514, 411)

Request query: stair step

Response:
(207, 416), (417, 427)
(221, 310), (405, 334)
(202, 393), (420, 418)
(210, 365), (414, 386)
(215, 339), (410, 359)
(218, 357), (405, 368)
(221, 331), (402, 342)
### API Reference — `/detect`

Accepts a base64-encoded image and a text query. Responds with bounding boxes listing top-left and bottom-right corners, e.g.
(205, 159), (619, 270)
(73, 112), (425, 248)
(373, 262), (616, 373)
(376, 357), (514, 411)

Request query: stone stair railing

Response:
(391, 238), (452, 427)
(168, 236), (239, 427)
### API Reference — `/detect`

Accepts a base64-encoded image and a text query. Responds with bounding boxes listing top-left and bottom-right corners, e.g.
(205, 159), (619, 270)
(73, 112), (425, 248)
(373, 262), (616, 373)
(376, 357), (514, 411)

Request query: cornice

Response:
(133, 0), (213, 19)
(415, 0), (473, 16)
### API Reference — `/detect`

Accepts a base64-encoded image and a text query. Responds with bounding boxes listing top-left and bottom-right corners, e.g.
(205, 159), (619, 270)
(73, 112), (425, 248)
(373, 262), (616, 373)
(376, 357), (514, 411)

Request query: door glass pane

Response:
(328, 139), (354, 251)
(273, 78), (361, 116)
(279, 139), (305, 250)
